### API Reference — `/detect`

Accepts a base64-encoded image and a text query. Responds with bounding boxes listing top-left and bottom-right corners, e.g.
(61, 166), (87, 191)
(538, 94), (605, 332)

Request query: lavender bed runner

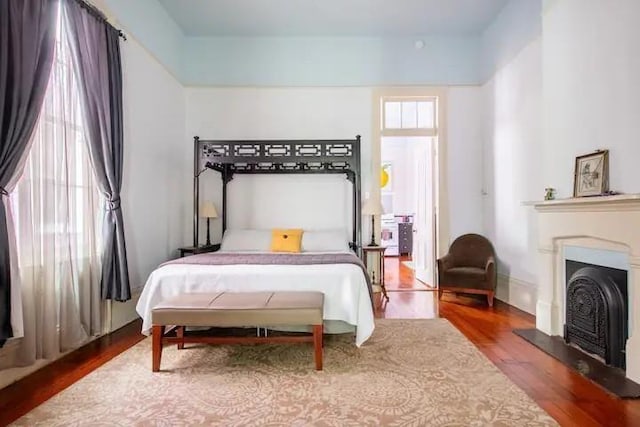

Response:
(162, 252), (374, 305)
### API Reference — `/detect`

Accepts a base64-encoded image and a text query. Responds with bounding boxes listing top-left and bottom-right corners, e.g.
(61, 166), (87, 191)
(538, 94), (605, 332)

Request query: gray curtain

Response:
(0, 0), (57, 345)
(62, 0), (130, 301)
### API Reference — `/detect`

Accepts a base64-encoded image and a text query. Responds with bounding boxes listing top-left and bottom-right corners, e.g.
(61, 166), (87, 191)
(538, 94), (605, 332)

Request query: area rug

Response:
(13, 319), (557, 426)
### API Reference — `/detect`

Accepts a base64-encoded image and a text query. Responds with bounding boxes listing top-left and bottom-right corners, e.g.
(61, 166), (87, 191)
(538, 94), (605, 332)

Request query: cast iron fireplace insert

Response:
(565, 260), (628, 369)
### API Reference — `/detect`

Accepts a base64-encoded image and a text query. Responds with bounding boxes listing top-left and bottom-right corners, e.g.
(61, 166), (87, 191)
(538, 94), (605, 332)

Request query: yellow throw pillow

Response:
(270, 228), (303, 253)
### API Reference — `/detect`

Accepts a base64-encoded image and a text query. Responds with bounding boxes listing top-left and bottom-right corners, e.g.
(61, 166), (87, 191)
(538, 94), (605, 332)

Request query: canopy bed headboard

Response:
(193, 136), (362, 251)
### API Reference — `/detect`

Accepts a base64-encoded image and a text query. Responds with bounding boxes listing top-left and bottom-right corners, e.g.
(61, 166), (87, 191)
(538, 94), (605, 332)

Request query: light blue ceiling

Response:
(104, 0), (540, 86)
(157, 0), (511, 37)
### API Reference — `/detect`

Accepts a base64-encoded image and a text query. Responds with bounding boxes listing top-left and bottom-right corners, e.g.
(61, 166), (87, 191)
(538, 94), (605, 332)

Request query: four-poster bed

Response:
(136, 136), (375, 346)
(192, 135), (363, 251)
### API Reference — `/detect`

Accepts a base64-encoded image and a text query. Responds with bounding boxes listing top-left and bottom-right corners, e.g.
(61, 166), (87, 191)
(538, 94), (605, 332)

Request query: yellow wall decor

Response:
(380, 164), (390, 188)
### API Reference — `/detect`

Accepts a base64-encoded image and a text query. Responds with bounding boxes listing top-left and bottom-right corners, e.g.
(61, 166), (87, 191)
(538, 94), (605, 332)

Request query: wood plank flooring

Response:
(379, 257), (640, 426)
(0, 321), (146, 426)
(1, 257), (639, 426)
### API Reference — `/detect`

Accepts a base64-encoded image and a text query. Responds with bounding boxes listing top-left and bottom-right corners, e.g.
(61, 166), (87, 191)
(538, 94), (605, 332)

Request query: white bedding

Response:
(136, 253), (375, 346)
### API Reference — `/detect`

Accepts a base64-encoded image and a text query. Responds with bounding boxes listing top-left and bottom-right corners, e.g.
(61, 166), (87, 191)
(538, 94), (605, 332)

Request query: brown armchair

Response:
(437, 234), (497, 307)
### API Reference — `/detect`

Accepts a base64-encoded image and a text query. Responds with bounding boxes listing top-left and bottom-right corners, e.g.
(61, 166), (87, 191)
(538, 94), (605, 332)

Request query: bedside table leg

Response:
(381, 251), (389, 301)
(381, 284), (389, 301)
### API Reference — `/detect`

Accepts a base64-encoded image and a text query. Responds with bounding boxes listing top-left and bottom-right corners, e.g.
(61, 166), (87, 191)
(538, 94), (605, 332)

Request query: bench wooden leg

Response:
(313, 324), (323, 370)
(177, 326), (185, 350)
(152, 325), (165, 372)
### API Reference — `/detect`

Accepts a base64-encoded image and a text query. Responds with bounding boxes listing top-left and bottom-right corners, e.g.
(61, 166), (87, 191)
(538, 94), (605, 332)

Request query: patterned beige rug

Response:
(13, 319), (557, 426)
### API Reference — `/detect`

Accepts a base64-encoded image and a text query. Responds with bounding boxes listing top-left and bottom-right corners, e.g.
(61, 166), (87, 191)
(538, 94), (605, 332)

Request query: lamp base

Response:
(205, 218), (211, 246)
(369, 215), (377, 246)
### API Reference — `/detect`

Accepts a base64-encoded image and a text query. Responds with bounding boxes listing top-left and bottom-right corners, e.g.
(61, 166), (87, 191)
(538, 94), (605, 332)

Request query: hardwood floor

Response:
(383, 254), (434, 291)
(378, 258), (640, 426)
(0, 321), (146, 426)
(1, 260), (639, 426)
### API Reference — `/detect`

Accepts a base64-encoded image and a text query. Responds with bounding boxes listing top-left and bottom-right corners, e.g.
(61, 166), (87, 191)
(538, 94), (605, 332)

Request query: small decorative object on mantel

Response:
(544, 187), (556, 200)
(573, 150), (609, 197)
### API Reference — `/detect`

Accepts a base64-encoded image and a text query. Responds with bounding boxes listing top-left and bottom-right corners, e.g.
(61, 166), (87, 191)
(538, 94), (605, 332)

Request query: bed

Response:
(136, 230), (375, 346)
(136, 137), (375, 346)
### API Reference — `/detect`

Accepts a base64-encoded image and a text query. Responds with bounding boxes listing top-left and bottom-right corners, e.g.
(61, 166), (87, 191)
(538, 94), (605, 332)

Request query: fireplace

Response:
(532, 194), (640, 383)
(564, 261), (628, 369)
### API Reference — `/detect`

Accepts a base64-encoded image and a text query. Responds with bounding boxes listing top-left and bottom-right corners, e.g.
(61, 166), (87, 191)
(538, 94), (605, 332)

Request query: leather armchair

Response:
(437, 234), (497, 307)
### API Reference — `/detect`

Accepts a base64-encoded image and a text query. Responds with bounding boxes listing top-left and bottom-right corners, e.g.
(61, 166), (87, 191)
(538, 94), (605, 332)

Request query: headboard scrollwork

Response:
(193, 137), (362, 252)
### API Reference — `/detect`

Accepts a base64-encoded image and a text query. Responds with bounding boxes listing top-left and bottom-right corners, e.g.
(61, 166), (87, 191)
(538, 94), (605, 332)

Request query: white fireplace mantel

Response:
(532, 193), (640, 383)
(526, 193), (640, 210)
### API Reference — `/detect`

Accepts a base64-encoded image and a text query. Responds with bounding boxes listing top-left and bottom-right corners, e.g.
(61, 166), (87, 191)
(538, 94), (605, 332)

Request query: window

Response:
(6, 0), (105, 363)
(381, 97), (437, 134)
(11, 6), (102, 274)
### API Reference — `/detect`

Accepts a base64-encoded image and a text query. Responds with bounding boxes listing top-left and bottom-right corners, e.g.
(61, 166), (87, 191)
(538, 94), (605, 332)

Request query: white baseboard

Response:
(496, 274), (537, 315)
(0, 337), (22, 371)
(1, 291), (142, 389)
(535, 300), (554, 335)
(0, 335), (100, 389)
(108, 289), (142, 332)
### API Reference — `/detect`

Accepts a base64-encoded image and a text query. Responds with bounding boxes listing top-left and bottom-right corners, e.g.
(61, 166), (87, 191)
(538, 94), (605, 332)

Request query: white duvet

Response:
(136, 254), (375, 346)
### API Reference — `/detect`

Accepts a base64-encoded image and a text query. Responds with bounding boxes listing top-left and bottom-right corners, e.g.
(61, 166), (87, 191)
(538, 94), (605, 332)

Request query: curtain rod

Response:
(71, 0), (127, 40)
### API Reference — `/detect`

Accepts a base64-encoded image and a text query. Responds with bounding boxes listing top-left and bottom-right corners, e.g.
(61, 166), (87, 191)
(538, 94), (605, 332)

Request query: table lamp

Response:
(199, 201), (218, 246)
(362, 198), (383, 246)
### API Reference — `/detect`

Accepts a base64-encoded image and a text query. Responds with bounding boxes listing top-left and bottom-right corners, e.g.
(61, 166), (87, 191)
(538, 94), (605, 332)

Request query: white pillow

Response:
(220, 229), (272, 252)
(301, 230), (350, 252)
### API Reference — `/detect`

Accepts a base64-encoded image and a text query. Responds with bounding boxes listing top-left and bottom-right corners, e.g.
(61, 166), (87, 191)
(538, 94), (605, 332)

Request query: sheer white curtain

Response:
(10, 8), (103, 365)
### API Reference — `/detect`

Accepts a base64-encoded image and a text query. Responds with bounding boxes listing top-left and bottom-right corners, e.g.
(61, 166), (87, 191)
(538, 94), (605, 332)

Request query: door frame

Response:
(371, 87), (450, 287)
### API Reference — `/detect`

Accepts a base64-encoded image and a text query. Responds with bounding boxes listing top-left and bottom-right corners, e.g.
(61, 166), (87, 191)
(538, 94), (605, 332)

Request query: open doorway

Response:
(374, 92), (444, 290)
(381, 135), (436, 288)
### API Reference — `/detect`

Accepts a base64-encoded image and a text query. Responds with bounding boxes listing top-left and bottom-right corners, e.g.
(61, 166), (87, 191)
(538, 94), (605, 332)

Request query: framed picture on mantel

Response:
(573, 150), (609, 197)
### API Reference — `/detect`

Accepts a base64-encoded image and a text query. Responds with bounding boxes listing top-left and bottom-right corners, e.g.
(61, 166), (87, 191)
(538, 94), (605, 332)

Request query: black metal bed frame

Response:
(193, 136), (362, 251)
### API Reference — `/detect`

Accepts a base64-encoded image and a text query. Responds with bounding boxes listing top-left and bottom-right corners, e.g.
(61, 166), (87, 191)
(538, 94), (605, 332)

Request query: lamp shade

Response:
(362, 198), (383, 215)
(199, 201), (218, 218)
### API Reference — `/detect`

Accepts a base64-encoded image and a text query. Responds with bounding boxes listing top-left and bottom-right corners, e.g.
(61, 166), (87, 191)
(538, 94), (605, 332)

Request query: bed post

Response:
(355, 135), (362, 253)
(193, 136), (200, 247)
(222, 164), (231, 234)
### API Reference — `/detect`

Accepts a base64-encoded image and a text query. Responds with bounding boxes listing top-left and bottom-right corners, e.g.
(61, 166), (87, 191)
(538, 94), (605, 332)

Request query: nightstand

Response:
(178, 244), (220, 258)
(362, 245), (389, 301)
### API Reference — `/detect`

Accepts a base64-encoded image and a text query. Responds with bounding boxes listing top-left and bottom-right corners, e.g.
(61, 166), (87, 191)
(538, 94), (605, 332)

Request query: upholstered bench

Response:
(151, 291), (324, 371)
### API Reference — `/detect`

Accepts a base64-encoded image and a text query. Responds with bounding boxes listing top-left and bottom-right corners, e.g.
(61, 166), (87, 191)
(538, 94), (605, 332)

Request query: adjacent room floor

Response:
(1, 259), (640, 426)
(383, 255), (434, 292)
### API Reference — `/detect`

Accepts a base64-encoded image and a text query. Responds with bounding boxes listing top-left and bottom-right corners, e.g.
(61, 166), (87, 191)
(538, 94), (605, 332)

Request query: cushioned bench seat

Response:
(151, 291), (324, 371)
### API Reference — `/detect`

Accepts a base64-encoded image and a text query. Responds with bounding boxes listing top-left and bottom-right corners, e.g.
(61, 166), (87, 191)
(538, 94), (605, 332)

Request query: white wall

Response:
(185, 87), (373, 244)
(115, 37), (187, 327)
(186, 87), (485, 249)
(482, 38), (542, 313)
(482, 0), (640, 314)
(542, 0), (640, 197)
(381, 137), (422, 216)
(121, 38), (188, 289)
(447, 87), (485, 240)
